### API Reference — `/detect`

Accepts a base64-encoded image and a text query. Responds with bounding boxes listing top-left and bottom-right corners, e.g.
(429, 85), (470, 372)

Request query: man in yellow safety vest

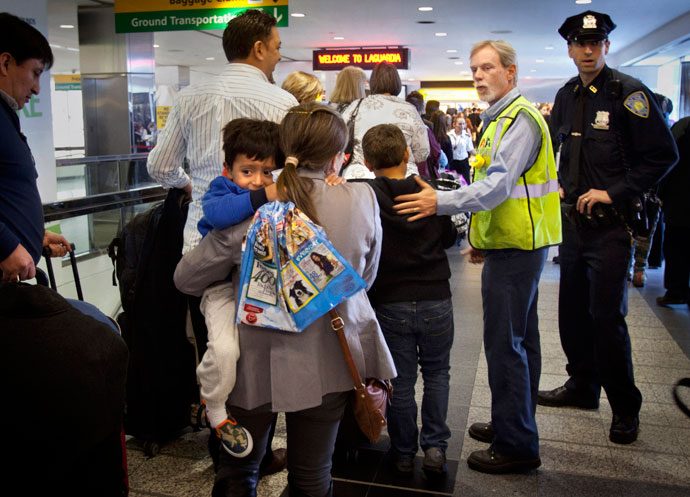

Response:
(394, 40), (561, 474)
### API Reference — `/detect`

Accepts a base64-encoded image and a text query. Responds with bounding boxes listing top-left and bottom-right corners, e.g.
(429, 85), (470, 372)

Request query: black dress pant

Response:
(213, 392), (348, 497)
(558, 220), (642, 417)
(662, 221), (690, 299)
(450, 158), (470, 184)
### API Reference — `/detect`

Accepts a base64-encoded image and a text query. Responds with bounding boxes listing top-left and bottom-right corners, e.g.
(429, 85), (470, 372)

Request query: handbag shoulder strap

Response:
(329, 309), (364, 388)
(348, 98), (364, 124)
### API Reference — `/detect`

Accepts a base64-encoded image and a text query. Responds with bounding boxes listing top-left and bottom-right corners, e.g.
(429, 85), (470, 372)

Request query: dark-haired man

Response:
(148, 8), (297, 254)
(538, 11), (678, 445)
(0, 13), (129, 495)
(0, 12), (71, 282)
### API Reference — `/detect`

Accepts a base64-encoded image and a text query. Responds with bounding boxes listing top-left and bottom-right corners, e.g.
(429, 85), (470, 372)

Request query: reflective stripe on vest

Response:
(510, 177), (560, 199)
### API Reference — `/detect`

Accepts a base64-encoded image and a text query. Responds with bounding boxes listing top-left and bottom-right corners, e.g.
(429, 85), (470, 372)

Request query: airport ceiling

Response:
(47, 0), (690, 82)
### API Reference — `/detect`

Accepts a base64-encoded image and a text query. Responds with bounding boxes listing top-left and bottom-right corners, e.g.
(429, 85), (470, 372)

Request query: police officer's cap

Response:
(558, 11), (616, 42)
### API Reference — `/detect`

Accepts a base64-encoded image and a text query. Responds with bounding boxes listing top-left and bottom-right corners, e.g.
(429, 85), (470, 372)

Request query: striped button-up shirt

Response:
(147, 63), (298, 253)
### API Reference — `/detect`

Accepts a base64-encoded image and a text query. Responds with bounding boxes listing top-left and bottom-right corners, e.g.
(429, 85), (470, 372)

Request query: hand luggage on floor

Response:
(0, 281), (129, 496)
(108, 188), (198, 456)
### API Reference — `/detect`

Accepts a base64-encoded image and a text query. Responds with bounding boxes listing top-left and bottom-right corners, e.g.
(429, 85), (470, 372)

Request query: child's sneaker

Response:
(632, 269), (646, 288)
(216, 416), (253, 458)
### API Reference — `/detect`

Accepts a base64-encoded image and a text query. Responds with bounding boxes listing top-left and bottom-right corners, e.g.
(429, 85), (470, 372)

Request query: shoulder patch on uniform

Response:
(623, 91), (649, 118)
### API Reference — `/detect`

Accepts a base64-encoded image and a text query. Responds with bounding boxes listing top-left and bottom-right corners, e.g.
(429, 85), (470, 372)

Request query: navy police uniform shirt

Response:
(551, 65), (678, 203)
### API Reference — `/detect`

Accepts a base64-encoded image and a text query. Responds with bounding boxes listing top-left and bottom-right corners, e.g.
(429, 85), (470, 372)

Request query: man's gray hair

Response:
(470, 40), (518, 85)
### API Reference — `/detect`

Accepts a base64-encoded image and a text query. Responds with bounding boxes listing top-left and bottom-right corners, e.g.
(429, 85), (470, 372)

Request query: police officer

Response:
(538, 11), (678, 444)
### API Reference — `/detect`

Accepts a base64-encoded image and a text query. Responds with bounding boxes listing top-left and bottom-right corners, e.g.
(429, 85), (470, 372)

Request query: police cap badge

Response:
(558, 10), (616, 42)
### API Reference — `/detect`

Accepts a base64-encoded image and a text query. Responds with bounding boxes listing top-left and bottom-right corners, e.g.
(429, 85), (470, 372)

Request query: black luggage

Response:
(429, 175), (469, 244)
(38, 242), (84, 300)
(1, 270), (129, 496)
(108, 188), (198, 455)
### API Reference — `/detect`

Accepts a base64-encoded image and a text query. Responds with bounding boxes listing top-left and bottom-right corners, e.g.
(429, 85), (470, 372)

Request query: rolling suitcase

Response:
(39, 242), (83, 300)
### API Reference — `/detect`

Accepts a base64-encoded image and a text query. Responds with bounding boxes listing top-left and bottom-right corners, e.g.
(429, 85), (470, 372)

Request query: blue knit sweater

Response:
(0, 97), (44, 265)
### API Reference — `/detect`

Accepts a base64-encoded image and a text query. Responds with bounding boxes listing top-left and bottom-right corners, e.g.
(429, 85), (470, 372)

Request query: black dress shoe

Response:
(609, 415), (639, 444)
(467, 448), (541, 474)
(656, 294), (688, 307)
(468, 422), (494, 443)
(259, 448), (287, 477)
(537, 386), (598, 409)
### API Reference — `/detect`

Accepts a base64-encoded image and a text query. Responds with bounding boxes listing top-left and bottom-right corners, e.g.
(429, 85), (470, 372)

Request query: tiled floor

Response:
(93, 244), (689, 496)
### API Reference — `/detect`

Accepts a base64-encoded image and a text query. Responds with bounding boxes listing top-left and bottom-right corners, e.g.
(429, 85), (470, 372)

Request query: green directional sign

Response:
(114, 1), (289, 33)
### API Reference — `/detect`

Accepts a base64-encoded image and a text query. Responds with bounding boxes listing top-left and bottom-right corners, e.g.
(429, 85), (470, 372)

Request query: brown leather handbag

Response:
(329, 309), (392, 442)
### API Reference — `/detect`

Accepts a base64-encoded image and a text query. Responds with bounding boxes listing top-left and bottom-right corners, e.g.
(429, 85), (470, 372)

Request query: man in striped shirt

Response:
(146, 9), (296, 482)
(147, 9), (297, 254)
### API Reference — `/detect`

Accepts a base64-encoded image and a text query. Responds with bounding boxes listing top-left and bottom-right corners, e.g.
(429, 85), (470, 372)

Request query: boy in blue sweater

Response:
(196, 118), (283, 458)
(362, 124), (456, 475)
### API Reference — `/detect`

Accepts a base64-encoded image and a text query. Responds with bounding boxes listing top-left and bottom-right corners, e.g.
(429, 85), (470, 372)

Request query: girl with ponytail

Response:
(276, 102), (348, 225)
(176, 101), (396, 496)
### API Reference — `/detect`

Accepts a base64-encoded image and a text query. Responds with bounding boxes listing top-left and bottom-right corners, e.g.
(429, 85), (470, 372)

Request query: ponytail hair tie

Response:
(285, 156), (299, 168)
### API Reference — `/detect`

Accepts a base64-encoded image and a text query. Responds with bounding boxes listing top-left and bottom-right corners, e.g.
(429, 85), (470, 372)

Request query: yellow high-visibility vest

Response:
(469, 96), (562, 250)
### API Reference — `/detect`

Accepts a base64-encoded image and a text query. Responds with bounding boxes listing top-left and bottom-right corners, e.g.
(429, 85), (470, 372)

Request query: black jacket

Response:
(361, 176), (456, 304)
(0, 282), (128, 494)
(659, 117), (690, 225)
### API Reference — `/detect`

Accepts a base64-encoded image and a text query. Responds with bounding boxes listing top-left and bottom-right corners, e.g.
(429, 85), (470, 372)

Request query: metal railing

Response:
(44, 185), (167, 223)
(56, 152), (150, 167)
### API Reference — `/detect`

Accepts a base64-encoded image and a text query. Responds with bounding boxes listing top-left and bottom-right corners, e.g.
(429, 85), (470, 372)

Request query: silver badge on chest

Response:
(592, 111), (610, 130)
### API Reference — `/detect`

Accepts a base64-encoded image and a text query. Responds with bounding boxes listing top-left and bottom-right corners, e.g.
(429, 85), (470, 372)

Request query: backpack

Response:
(108, 203), (160, 320)
(107, 188), (197, 451)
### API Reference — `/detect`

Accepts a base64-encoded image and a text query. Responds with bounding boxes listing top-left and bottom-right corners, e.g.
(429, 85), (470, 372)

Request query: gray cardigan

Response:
(174, 168), (396, 412)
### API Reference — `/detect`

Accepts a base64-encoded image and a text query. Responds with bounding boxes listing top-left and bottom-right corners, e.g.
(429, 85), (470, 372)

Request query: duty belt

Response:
(561, 202), (626, 231)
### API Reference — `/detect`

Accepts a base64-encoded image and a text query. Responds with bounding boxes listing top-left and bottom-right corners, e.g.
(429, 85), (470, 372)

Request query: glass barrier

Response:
(38, 151), (190, 314)
(56, 153), (157, 201)
(45, 184), (168, 259)
(52, 153), (164, 252)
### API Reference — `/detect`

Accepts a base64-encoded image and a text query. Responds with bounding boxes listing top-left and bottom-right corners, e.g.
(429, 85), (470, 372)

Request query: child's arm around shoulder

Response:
(201, 177), (257, 230)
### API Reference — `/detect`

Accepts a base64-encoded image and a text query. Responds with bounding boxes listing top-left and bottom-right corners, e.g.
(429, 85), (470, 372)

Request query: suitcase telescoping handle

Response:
(41, 243), (83, 301)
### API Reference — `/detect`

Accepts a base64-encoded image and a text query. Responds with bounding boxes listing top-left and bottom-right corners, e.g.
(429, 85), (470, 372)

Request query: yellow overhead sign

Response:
(115, 1), (289, 13)
(54, 74), (81, 90)
(54, 75), (81, 84)
(419, 88), (480, 102)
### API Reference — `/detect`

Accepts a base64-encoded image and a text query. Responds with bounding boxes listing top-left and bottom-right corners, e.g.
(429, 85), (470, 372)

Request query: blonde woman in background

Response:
(328, 65), (367, 114)
(281, 71), (323, 104)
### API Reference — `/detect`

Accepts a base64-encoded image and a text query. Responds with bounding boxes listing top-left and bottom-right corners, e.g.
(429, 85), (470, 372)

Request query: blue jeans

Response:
(375, 298), (454, 458)
(482, 248), (547, 459)
(67, 299), (119, 334)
